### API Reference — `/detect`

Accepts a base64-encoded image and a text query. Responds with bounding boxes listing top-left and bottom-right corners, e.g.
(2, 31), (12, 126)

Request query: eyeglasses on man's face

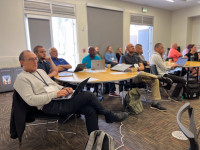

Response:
(24, 57), (38, 62)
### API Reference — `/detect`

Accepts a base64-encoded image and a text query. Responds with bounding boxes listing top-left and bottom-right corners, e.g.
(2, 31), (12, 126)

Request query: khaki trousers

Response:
(132, 72), (161, 100)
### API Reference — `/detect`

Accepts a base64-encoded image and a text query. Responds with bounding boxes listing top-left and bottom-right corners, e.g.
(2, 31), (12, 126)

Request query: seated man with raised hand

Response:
(13, 50), (128, 135)
(150, 43), (186, 101)
(82, 47), (120, 97)
(49, 47), (72, 72)
(120, 43), (166, 111)
(33, 45), (58, 78)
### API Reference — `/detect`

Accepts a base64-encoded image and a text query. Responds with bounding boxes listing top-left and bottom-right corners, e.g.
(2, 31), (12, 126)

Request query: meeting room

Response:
(1, 0), (200, 149)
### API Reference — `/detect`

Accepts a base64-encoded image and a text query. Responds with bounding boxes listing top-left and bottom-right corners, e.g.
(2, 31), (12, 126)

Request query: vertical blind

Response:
(87, 6), (123, 57)
(28, 18), (52, 51)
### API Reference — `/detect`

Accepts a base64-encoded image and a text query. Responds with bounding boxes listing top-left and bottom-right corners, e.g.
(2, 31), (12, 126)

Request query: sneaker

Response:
(105, 111), (129, 123)
(170, 96), (182, 102)
(150, 103), (167, 112)
(109, 92), (120, 97)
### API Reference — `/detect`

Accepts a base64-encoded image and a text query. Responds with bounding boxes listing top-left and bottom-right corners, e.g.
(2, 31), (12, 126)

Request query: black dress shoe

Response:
(105, 112), (128, 123)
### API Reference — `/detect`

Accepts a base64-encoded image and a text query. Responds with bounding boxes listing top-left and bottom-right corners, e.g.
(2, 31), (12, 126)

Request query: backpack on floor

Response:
(85, 130), (114, 150)
(123, 88), (143, 115)
(183, 80), (199, 99)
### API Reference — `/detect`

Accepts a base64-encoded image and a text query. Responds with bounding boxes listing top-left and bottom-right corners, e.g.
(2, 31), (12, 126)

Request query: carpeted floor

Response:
(0, 89), (200, 150)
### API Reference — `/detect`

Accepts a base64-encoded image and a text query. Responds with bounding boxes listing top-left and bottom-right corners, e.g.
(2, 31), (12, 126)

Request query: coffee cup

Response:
(107, 64), (111, 70)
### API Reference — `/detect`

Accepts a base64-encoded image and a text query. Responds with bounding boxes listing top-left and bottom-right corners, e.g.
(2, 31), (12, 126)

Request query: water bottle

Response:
(190, 55), (194, 61)
(180, 93), (184, 100)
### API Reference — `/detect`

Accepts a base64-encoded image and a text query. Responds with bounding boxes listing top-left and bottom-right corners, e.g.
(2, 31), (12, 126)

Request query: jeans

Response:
(42, 91), (108, 134)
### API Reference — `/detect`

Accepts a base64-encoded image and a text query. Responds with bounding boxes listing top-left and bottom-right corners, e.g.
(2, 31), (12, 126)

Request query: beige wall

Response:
(171, 5), (200, 51)
(0, 0), (172, 68)
(191, 16), (200, 45)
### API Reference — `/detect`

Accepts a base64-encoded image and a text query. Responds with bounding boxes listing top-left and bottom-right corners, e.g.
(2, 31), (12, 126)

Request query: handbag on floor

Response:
(85, 130), (114, 150)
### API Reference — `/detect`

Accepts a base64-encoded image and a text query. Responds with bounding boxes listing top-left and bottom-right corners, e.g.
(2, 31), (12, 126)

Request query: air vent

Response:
(52, 3), (75, 17)
(130, 14), (153, 26)
(24, 0), (51, 14)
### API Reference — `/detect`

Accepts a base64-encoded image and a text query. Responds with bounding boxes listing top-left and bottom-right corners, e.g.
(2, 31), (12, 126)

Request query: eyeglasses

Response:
(24, 58), (38, 62)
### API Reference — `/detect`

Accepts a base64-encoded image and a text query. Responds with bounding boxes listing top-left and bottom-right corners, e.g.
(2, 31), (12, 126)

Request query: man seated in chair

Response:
(13, 50), (128, 135)
(135, 44), (149, 67)
(119, 43), (166, 111)
(168, 43), (182, 62)
(82, 47), (119, 97)
(150, 43), (186, 101)
(33, 45), (58, 79)
(49, 47), (72, 72)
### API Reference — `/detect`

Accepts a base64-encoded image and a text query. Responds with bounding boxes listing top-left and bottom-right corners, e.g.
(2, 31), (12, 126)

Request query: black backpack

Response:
(85, 130), (114, 150)
(183, 80), (199, 99)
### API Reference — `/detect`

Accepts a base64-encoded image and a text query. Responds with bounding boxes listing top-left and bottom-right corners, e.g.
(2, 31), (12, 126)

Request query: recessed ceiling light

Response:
(166, 0), (174, 2)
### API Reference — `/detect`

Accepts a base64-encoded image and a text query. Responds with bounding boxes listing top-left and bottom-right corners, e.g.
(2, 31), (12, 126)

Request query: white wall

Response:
(171, 5), (200, 51)
(0, 0), (172, 68)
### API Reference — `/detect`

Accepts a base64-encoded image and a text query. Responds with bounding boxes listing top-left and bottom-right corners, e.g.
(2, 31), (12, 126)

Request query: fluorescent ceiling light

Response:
(166, 0), (174, 2)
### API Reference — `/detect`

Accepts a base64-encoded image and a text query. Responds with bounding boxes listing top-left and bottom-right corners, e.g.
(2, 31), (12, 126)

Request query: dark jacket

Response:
(10, 90), (37, 146)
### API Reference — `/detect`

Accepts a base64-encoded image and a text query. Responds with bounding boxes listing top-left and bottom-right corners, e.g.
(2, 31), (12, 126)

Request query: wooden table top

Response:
(165, 61), (200, 68)
(55, 69), (138, 83)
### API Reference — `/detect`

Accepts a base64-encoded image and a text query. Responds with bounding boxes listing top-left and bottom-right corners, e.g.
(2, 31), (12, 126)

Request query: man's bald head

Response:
(172, 43), (178, 50)
(126, 43), (135, 54)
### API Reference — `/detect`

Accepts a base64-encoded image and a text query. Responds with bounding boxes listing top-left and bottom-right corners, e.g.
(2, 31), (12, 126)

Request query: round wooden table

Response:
(55, 69), (138, 83)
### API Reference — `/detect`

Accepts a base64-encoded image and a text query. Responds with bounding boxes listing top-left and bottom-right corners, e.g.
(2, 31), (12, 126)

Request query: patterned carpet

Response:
(0, 89), (200, 150)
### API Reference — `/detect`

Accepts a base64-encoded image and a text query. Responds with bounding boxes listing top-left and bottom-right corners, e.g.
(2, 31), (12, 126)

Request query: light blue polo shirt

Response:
(82, 55), (101, 69)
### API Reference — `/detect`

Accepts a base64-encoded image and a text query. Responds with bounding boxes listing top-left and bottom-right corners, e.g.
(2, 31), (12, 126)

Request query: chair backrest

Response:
(10, 90), (37, 146)
(150, 65), (158, 75)
(177, 103), (199, 150)
(165, 57), (174, 61)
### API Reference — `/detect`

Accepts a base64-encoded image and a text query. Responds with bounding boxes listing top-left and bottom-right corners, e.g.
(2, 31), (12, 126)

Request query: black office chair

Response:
(165, 57), (174, 62)
(150, 65), (173, 98)
(150, 65), (173, 89)
(10, 90), (76, 147)
(177, 103), (199, 150)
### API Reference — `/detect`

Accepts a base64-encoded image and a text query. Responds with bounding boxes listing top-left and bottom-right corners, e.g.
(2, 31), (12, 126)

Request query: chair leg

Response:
(46, 115), (77, 135)
(26, 115), (77, 135)
(26, 121), (57, 127)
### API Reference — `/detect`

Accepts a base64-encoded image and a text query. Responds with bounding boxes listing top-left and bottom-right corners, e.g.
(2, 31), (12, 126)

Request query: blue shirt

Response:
(51, 57), (69, 72)
(104, 52), (117, 64)
(82, 55), (101, 69)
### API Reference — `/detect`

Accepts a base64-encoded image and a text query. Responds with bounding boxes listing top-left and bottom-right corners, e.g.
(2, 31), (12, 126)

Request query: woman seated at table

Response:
(104, 46), (118, 67)
(184, 44), (200, 76)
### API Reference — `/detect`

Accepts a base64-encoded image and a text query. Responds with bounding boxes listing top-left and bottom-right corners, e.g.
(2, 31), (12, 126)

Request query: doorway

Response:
(130, 25), (153, 61)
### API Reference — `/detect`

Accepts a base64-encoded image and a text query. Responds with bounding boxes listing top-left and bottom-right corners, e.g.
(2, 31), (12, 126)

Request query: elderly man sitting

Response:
(13, 50), (128, 135)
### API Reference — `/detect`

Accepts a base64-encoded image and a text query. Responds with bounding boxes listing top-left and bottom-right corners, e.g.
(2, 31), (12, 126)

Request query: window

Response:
(52, 17), (77, 67)
(24, 0), (78, 67)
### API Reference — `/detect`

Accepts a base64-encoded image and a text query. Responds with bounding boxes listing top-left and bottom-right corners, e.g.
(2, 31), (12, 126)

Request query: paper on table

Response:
(88, 78), (99, 81)
(110, 72), (127, 75)
(85, 69), (106, 73)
